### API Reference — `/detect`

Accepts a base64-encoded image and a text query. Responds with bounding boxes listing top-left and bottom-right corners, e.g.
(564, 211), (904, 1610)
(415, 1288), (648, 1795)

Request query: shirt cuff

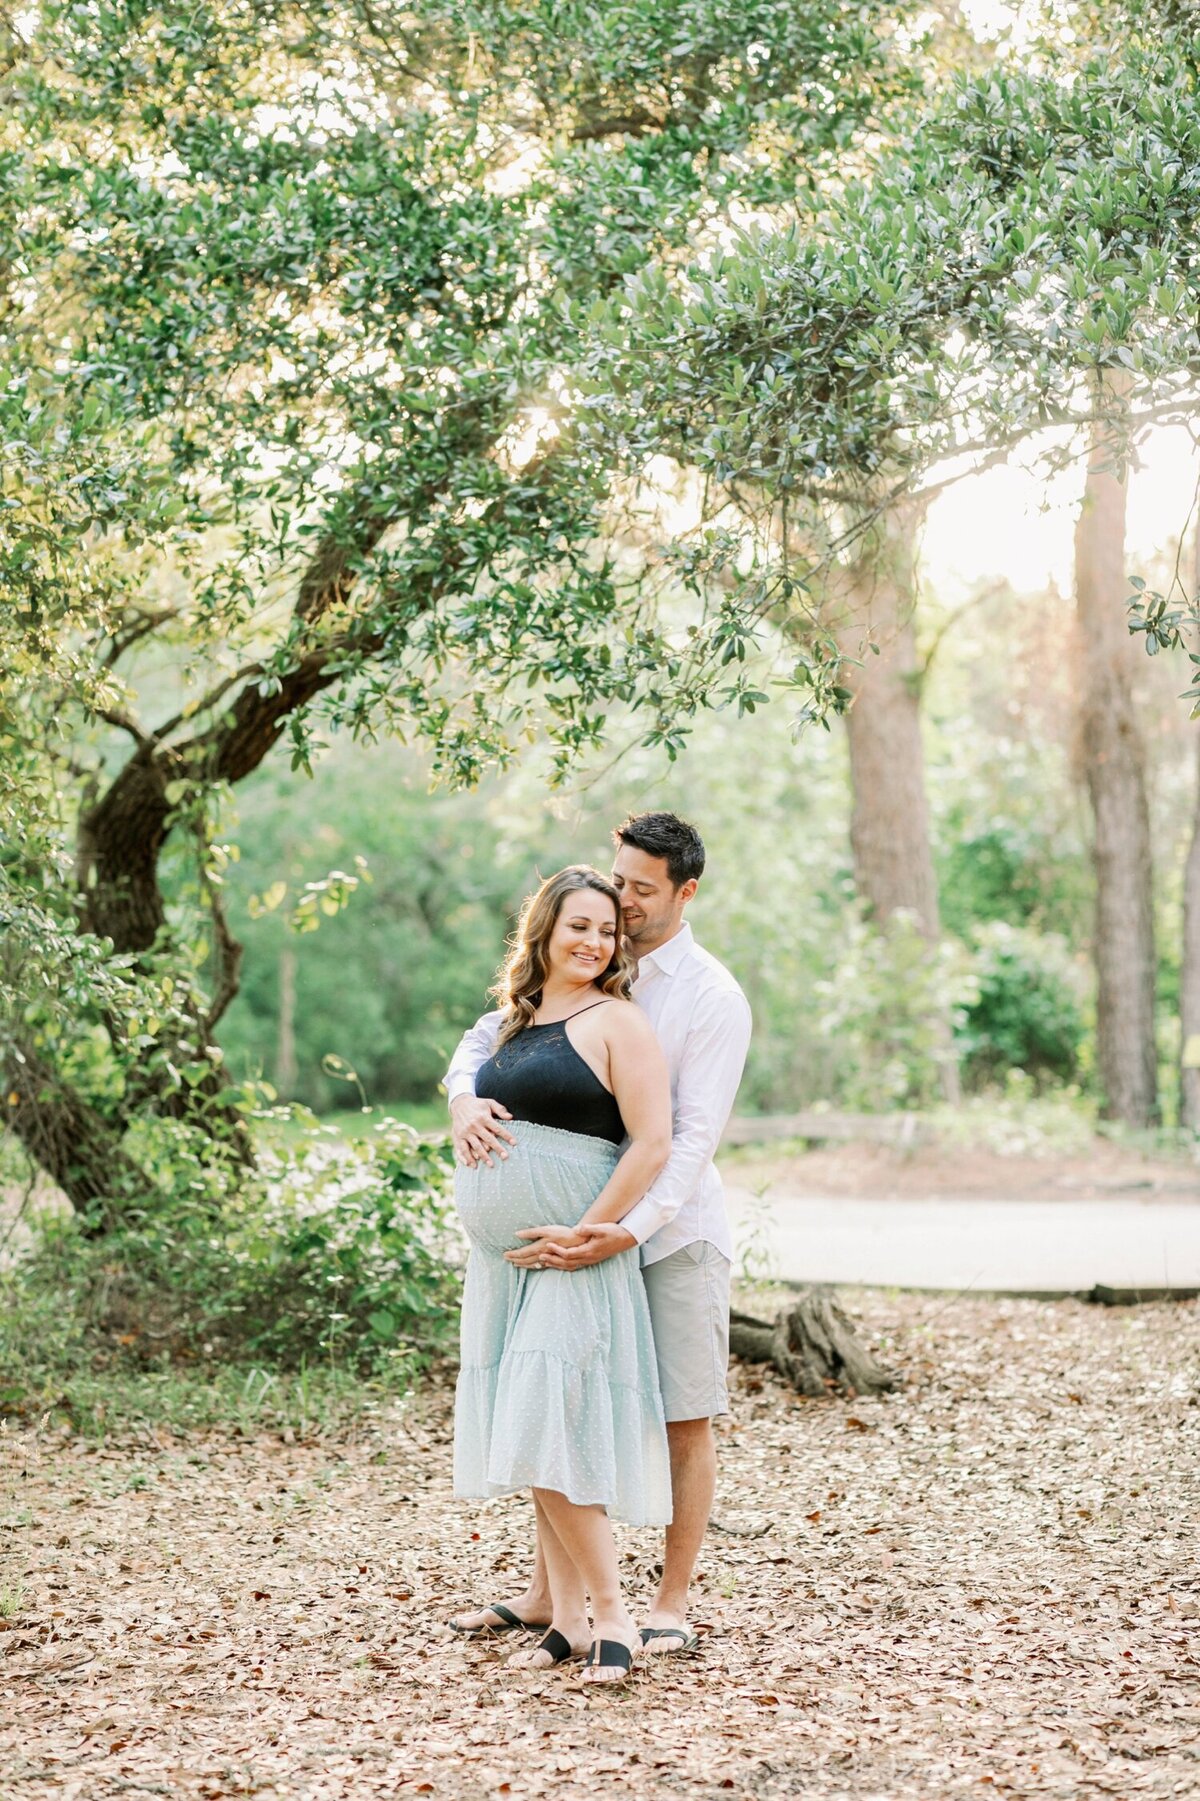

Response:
(618, 1196), (663, 1247)
(445, 1071), (477, 1105)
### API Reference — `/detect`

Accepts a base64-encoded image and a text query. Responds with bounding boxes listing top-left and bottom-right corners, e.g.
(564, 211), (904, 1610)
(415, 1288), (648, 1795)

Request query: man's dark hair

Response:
(613, 811), (706, 889)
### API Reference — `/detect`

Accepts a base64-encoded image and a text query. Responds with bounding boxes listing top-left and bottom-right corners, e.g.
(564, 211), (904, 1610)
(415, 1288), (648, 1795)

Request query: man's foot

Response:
(580, 1619), (639, 1686)
(507, 1627), (589, 1670)
(638, 1605), (698, 1657)
(639, 1624), (699, 1657)
(447, 1598), (551, 1637)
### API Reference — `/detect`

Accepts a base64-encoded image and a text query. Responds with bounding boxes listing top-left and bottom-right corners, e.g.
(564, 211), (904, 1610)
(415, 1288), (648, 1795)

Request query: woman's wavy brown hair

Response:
(491, 866), (634, 1047)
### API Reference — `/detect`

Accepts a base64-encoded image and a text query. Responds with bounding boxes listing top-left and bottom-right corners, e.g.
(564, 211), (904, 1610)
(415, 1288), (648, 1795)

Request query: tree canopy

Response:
(4, 0), (1200, 1212)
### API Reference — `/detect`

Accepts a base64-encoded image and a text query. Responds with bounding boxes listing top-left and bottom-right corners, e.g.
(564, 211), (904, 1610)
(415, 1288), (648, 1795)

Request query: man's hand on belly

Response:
(504, 1224), (586, 1268)
(521, 1222), (638, 1270)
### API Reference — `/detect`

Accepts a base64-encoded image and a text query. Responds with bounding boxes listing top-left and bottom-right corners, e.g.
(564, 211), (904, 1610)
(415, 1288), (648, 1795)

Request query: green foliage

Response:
(1128, 579), (1200, 718)
(214, 747), (521, 1108)
(223, 1121), (460, 1368)
(937, 819), (1091, 941)
(815, 911), (977, 1110)
(2, 0), (906, 793)
(956, 924), (1086, 1089)
(577, 6), (1200, 639)
(0, 1117), (460, 1424)
(0, 0), (916, 1222)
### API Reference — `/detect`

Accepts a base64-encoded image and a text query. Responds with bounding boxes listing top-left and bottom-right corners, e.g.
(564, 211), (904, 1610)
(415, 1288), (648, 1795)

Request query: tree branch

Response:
(103, 605), (183, 668)
(91, 705), (156, 751)
(202, 864), (244, 1035)
(154, 662), (265, 746)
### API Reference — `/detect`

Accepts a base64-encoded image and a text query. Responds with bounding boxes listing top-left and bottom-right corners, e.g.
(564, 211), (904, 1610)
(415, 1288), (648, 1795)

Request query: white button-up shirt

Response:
(443, 923), (752, 1267)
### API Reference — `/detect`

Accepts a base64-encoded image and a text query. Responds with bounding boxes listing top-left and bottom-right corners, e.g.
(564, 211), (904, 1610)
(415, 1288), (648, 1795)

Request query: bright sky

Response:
(922, 426), (1200, 603)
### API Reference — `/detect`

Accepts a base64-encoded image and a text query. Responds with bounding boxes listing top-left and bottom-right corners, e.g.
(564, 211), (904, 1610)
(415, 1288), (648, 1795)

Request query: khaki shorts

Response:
(641, 1240), (731, 1422)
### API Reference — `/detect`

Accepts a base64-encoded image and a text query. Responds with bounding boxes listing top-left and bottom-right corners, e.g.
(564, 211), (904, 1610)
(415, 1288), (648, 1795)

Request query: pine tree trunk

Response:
(1179, 528), (1200, 1132)
(1074, 391), (1159, 1126)
(832, 499), (957, 1100)
(839, 501), (941, 940)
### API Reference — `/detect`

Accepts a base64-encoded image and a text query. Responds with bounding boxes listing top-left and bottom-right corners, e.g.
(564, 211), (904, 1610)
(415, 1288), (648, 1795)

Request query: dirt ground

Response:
(719, 1136), (1200, 1203)
(3, 1289), (1199, 1801)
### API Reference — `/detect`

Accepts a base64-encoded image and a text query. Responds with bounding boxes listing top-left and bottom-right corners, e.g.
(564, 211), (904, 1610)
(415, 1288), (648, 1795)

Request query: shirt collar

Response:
(635, 920), (694, 979)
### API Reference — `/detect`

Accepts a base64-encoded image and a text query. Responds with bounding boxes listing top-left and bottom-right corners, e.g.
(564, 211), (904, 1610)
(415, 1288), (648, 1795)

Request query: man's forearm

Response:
(619, 1127), (718, 1244)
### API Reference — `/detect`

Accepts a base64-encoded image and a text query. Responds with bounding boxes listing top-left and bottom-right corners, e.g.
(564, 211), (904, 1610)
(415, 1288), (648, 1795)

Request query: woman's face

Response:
(545, 888), (619, 986)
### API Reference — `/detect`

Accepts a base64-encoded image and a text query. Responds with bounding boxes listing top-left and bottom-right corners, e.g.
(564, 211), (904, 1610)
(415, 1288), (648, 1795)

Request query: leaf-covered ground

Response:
(3, 1291), (1198, 1800)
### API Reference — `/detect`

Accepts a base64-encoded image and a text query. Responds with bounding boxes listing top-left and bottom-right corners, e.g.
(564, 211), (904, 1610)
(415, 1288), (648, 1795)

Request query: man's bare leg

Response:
(449, 1520), (553, 1634)
(643, 1416), (715, 1643)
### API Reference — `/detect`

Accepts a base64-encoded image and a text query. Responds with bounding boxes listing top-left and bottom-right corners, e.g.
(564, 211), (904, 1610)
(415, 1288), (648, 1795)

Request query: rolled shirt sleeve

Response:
(443, 1010), (503, 1104)
(618, 986), (752, 1247)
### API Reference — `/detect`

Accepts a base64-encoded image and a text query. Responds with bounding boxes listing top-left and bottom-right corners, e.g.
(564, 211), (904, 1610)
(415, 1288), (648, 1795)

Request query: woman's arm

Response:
(575, 1006), (672, 1228)
(504, 1006), (671, 1266)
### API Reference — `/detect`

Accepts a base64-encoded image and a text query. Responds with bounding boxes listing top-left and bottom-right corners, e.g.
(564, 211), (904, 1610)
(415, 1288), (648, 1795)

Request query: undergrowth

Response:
(0, 1115), (461, 1437)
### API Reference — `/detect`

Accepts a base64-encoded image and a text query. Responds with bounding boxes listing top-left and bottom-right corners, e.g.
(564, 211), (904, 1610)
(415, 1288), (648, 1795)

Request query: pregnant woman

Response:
(451, 866), (672, 1685)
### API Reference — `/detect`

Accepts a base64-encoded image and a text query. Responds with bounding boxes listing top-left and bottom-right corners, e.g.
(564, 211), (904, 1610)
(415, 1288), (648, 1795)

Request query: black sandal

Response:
(581, 1638), (634, 1685)
(447, 1602), (550, 1638)
(510, 1628), (586, 1669)
(639, 1625), (700, 1657)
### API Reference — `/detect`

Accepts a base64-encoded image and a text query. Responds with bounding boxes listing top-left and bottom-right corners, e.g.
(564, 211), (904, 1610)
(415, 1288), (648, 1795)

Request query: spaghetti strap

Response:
(567, 997), (616, 1018)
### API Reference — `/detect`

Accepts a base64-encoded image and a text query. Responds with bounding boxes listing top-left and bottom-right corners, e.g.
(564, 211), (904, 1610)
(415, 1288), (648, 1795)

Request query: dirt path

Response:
(3, 1291), (1199, 1800)
(718, 1137), (1199, 1204)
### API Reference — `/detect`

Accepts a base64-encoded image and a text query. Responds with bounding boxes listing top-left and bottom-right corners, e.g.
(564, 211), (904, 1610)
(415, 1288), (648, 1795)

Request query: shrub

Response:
(956, 924), (1086, 1090)
(815, 911), (978, 1110)
(0, 1116), (462, 1422)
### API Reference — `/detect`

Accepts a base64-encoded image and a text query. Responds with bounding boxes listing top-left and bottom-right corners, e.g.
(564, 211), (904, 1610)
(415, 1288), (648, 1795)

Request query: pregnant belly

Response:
(454, 1134), (606, 1253)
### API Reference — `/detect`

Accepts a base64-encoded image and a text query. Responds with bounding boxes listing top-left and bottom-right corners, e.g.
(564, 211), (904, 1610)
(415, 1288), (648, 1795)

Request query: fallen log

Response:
(730, 1288), (895, 1398)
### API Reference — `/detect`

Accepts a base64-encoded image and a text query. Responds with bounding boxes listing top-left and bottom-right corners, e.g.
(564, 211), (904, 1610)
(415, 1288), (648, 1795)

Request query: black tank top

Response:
(476, 1000), (626, 1145)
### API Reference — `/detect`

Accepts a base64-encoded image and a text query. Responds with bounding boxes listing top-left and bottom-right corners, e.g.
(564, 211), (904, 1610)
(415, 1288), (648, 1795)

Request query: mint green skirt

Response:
(453, 1121), (672, 1527)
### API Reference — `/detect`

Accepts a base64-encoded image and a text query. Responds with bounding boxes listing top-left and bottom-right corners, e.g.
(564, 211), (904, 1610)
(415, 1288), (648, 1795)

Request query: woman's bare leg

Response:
(506, 1496), (590, 1668)
(532, 1488), (637, 1683)
(449, 1523), (552, 1634)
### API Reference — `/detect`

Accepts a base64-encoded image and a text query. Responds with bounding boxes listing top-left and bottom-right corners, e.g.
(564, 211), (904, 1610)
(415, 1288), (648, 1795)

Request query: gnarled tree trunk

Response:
(6, 462), (525, 1215)
(2, 1041), (155, 1231)
(1074, 386), (1158, 1126)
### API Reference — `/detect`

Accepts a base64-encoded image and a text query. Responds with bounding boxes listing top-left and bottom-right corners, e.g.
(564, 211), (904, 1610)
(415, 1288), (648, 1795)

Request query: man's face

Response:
(610, 843), (695, 949)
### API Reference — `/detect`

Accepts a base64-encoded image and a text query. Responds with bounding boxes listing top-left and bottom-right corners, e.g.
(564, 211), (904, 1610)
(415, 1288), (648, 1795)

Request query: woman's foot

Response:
(506, 1624), (589, 1669)
(580, 1617), (639, 1686)
(447, 1596), (551, 1637)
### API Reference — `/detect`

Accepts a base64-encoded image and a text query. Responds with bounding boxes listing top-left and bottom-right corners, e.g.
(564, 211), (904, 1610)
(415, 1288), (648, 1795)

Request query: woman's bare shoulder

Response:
(599, 997), (657, 1043)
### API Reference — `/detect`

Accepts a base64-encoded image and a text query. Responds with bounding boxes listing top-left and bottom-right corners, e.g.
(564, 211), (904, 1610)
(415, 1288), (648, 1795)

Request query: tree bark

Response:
(729, 1292), (895, 1397)
(838, 499), (941, 939)
(1179, 525), (1200, 1132)
(2, 1042), (153, 1231)
(276, 946), (298, 1098)
(1074, 390), (1159, 1125)
(828, 498), (958, 1099)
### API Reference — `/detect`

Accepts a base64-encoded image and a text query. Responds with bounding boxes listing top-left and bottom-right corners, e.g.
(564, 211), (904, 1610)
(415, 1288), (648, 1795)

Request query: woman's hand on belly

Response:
(504, 1224), (587, 1268)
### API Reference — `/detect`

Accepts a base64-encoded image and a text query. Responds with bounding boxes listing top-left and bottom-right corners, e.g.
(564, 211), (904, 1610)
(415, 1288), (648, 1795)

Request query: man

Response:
(444, 811), (751, 1658)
